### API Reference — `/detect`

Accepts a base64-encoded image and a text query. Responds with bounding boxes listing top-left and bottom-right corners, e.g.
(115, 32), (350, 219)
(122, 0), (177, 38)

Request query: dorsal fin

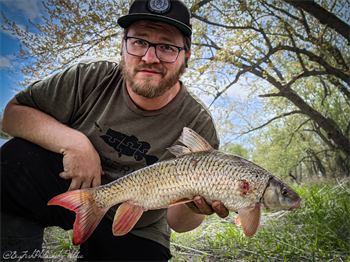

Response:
(167, 145), (192, 157)
(168, 127), (214, 157)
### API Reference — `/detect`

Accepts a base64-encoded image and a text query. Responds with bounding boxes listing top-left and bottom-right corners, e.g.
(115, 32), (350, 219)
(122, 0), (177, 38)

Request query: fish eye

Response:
(281, 186), (289, 196)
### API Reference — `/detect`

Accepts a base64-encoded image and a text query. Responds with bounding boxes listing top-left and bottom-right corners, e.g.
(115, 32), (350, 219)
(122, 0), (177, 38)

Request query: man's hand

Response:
(2, 97), (103, 191)
(167, 196), (229, 233)
(59, 137), (104, 191)
(186, 196), (229, 218)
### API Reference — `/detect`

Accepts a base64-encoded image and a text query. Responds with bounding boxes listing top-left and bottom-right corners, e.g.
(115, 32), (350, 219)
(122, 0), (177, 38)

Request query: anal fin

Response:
(113, 202), (146, 236)
(237, 203), (261, 238)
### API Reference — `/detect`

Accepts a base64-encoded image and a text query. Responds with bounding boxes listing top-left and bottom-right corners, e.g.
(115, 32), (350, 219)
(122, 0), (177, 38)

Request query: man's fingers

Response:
(80, 179), (94, 189)
(190, 197), (229, 218)
(212, 201), (229, 218)
(59, 170), (101, 190)
(59, 171), (72, 180)
(91, 176), (101, 188)
(193, 196), (214, 215)
(67, 178), (82, 191)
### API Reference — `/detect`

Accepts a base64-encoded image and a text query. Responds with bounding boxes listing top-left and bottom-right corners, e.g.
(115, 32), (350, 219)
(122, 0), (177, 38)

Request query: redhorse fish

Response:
(49, 127), (300, 245)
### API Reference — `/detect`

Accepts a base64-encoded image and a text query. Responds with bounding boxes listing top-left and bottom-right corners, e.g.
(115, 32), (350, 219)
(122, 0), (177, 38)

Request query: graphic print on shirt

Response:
(100, 128), (159, 165)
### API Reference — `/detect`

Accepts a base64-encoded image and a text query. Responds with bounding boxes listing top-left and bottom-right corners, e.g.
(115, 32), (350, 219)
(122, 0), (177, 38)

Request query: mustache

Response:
(134, 65), (166, 76)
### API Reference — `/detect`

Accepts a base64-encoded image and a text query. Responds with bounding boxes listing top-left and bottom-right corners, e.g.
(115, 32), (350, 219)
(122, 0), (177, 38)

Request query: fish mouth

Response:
(288, 197), (301, 211)
(262, 177), (301, 211)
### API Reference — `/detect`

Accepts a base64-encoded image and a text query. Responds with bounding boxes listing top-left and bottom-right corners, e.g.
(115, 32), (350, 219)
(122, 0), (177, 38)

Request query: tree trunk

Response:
(282, 0), (350, 44)
(280, 87), (350, 157)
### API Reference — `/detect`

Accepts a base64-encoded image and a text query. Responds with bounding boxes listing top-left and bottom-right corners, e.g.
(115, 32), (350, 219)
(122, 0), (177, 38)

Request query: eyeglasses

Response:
(124, 36), (185, 63)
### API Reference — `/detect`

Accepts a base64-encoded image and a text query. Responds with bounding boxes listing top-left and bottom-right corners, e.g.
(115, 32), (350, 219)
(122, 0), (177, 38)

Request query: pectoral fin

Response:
(168, 198), (193, 207)
(112, 202), (146, 236)
(237, 203), (261, 237)
(235, 215), (241, 226)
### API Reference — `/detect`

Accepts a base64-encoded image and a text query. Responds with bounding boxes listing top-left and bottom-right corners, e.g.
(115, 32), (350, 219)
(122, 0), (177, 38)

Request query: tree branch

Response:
(282, 0), (350, 44)
(285, 118), (312, 149)
(192, 0), (213, 9)
(279, 45), (349, 85)
(191, 13), (259, 32)
(240, 110), (305, 135)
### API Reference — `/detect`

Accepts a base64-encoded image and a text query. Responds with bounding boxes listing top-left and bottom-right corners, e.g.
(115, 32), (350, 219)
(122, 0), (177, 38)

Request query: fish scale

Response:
(92, 151), (271, 212)
(49, 127), (300, 245)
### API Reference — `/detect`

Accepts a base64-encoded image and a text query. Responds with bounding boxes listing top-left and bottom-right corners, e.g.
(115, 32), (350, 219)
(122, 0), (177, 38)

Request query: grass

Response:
(170, 178), (350, 261)
(42, 178), (350, 261)
(43, 227), (79, 261)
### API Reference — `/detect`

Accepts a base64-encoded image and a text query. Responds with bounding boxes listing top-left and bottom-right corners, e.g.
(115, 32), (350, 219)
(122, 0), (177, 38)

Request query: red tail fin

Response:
(48, 189), (108, 245)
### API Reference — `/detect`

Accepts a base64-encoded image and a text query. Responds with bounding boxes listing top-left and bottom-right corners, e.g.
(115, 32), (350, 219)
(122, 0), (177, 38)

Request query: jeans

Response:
(1, 138), (171, 261)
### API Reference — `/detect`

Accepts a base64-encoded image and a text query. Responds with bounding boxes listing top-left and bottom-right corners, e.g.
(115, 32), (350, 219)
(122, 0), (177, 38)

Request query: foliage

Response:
(1, 0), (132, 84)
(220, 142), (249, 159)
(188, 0), (349, 178)
(1, 0), (349, 179)
(43, 227), (80, 261)
(0, 130), (11, 140)
(42, 180), (349, 261)
(170, 179), (350, 261)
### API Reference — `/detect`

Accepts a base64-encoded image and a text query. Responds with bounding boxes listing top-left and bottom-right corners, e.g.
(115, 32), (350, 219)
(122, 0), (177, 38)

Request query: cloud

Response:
(4, 72), (17, 83)
(1, 0), (44, 20)
(0, 55), (14, 68)
(0, 0), (45, 39)
(185, 70), (251, 108)
(1, 22), (29, 40)
(225, 78), (250, 100)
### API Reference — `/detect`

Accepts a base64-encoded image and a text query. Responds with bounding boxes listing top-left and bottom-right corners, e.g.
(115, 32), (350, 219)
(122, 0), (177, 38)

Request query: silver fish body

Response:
(98, 150), (271, 211)
(49, 127), (300, 245)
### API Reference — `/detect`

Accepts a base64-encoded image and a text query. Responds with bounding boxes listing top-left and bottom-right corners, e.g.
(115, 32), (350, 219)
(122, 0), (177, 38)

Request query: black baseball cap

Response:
(118, 0), (192, 37)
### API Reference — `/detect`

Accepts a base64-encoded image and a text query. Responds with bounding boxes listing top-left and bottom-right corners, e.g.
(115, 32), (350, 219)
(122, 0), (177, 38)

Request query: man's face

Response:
(120, 20), (187, 99)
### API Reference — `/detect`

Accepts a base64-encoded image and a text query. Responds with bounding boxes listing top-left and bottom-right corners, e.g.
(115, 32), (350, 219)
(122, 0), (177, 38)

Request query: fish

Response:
(48, 127), (300, 245)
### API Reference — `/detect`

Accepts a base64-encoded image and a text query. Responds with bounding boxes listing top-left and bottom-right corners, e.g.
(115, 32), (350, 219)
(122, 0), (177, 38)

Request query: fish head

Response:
(262, 177), (300, 211)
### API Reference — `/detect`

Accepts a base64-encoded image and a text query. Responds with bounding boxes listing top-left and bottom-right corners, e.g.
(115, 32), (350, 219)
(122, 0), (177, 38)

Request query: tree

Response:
(193, 1), (350, 176)
(282, 0), (350, 43)
(1, 0), (132, 84)
(221, 142), (249, 159)
(1, 0), (349, 176)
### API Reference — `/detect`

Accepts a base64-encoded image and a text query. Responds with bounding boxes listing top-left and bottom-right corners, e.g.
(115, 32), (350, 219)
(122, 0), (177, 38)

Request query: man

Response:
(1, 0), (228, 261)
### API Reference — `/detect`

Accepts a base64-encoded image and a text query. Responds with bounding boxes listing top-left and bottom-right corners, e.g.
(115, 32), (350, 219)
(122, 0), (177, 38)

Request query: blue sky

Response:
(0, 0), (253, 148)
(0, 0), (250, 114)
(0, 0), (46, 112)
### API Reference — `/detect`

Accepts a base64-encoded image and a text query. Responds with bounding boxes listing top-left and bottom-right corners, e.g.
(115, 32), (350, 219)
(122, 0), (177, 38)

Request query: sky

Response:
(0, 0), (249, 114)
(0, 0), (45, 112)
(0, 0), (256, 150)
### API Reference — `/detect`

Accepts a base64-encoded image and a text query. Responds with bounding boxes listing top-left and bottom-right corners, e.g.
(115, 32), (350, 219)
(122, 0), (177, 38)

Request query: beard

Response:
(120, 57), (186, 99)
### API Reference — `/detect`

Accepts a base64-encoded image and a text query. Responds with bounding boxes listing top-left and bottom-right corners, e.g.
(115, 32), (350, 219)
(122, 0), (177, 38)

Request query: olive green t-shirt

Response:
(15, 57), (219, 249)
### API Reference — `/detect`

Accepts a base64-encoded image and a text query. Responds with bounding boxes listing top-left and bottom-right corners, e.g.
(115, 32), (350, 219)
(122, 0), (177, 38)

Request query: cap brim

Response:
(118, 14), (192, 37)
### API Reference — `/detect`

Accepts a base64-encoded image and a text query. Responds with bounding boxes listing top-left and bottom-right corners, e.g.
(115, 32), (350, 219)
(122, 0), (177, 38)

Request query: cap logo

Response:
(148, 0), (171, 14)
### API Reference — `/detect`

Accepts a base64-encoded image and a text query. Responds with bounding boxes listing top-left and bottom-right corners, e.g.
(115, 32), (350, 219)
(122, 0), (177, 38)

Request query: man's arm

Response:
(2, 97), (103, 190)
(166, 196), (229, 232)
